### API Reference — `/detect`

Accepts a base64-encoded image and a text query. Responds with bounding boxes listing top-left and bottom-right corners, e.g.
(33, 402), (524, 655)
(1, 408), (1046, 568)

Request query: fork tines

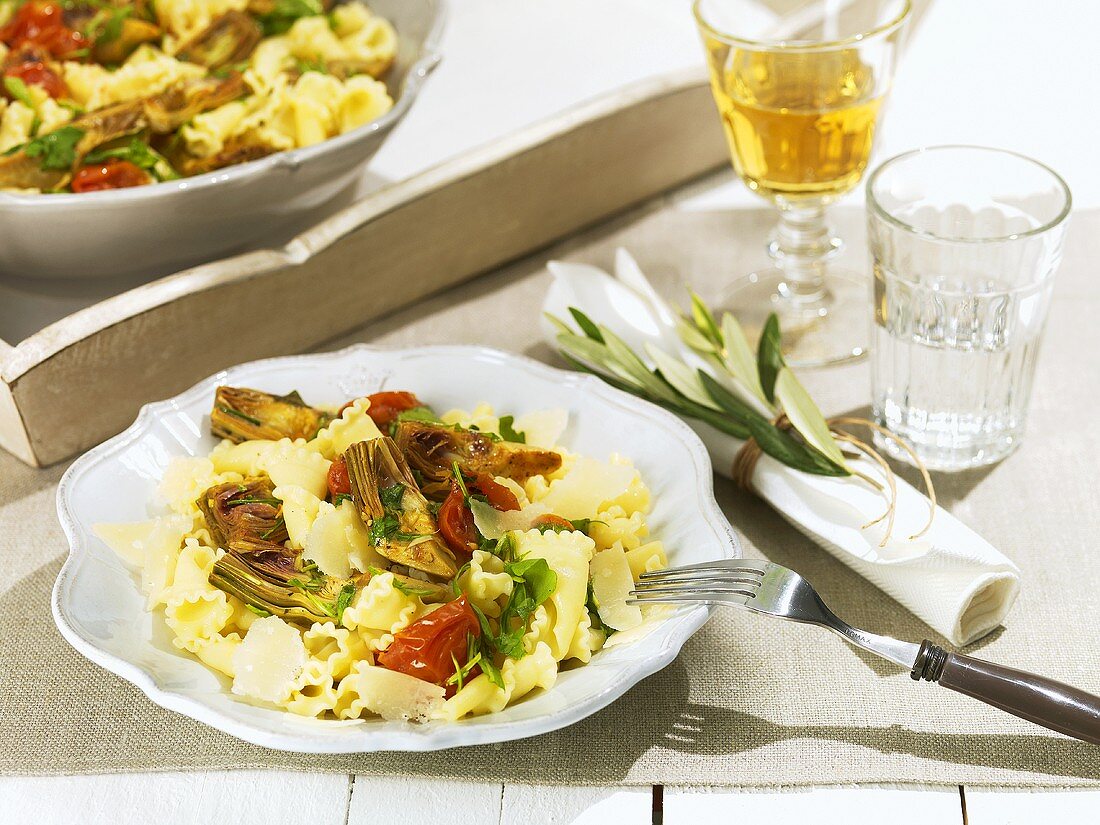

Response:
(629, 560), (766, 605)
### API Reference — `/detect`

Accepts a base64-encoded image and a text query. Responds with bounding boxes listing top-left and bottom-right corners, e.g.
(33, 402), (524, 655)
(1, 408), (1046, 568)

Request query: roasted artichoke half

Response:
(210, 553), (356, 626)
(343, 437), (459, 579)
(393, 421), (562, 500)
(196, 477), (295, 574)
(211, 386), (330, 443)
(199, 476), (360, 624)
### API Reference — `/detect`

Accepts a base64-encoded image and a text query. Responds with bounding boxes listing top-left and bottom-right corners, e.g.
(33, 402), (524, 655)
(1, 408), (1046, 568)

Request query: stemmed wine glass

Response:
(693, 0), (911, 365)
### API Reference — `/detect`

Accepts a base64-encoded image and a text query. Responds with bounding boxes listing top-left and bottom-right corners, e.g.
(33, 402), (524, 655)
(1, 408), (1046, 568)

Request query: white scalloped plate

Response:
(52, 345), (739, 752)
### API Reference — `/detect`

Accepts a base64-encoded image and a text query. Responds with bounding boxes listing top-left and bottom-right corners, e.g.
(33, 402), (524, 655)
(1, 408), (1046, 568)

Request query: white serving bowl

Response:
(0, 0), (444, 281)
(52, 345), (739, 752)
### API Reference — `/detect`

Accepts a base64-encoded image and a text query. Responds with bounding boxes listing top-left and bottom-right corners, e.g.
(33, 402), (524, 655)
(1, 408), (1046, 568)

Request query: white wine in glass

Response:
(695, 0), (910, 365)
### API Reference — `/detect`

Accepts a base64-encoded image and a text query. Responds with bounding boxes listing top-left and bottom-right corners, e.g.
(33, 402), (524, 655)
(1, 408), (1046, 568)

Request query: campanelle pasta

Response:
(95, 385), (670, 723)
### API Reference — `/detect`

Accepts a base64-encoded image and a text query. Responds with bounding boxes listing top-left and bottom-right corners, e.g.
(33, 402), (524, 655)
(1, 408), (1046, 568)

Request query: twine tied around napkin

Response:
(541, 249), (1021, 646)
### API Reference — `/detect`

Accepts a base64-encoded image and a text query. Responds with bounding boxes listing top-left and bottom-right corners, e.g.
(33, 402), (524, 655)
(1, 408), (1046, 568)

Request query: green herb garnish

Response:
(257, 0), (323, 36)
(215, 404), (262, 426)
(379, 483), (405, 511)
(3, 77), (35, 110)
(23, 126), (84, 171)
(334, 582), (356, 624)
(84, 136), (179, 181)
(497, 415), (526, 444)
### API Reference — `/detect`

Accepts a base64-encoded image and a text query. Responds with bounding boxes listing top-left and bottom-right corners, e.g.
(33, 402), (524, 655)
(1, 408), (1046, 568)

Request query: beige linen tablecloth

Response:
(2, 196), (1098, 786)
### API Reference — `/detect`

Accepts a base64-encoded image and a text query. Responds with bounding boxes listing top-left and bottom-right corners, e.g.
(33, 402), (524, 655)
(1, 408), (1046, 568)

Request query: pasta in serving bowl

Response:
(53, 345), (739, 752)
(0, 0), (443, 279)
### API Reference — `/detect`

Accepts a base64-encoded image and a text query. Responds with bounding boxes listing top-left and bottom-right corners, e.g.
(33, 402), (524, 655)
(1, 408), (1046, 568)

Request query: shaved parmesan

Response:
(590, 544), (642, 631)
(347, 663), (445, 722)
(539, 457), (637, 520)
(232, 616), (307, 704)
(94, 520), (158, 567)
(470, 498), (548, 540)
(273, 484), (322, 550)
(513, 408), (568, 448)
(303, 501), (353, 578)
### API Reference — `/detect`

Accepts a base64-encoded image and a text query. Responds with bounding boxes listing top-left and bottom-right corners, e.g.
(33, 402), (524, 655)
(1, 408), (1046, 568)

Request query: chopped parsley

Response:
(97, 6), (132, 44)
(84, 137), (180, 181)
(257, 0), (323, 36)
(334, 582), (357, 624)
(3, 77), (35, 110)
(379, 483), (405, 511)
(497, 415), (526, 444)
(22, 126), (85, 171)
(333, 492), (354, 506)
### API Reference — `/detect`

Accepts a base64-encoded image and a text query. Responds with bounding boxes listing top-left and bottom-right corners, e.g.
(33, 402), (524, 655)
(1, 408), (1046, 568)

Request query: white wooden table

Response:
(5, 0), (1099, 820)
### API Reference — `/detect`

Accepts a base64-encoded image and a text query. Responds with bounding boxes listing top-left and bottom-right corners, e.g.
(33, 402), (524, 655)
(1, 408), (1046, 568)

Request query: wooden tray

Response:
(0, 69), (727, 467)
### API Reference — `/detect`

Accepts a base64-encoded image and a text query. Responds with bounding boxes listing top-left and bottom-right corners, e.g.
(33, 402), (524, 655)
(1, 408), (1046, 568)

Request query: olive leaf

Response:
(676, 316), (718, 354)
(645, 343), (719, 409)
(757, 313), (784, 404)
(773, 367), (848, 470)
(720, 312), (768, 406)
(547, 302), (850, 478)
(569, 307), (604, 343)
(689, 290), (723, 349)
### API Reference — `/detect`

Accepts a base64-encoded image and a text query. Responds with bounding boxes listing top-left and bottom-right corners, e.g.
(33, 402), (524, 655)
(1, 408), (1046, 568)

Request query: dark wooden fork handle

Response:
(911, 641), (1100, 745)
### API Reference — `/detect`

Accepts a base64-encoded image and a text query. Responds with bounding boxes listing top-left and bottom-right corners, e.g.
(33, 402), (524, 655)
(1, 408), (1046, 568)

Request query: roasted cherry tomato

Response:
(3, 59), (65, 98)
(327, 455), (351, 498)
(532, 514), (574, 531)
(71, 159), (150, 192)
(0, 2), (86, 59)
(376, 595), (480, 685)
(437, 480), (477, 557)
(338, 390), (421, 426)
(471, 472), (520, 512)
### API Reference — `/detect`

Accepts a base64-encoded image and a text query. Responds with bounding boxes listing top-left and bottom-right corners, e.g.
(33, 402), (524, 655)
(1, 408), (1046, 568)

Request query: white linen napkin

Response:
(542, 250), (1021, 646)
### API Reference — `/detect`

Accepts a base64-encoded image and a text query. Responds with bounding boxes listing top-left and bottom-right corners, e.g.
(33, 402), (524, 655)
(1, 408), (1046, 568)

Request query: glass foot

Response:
(718, 267), (869, 367)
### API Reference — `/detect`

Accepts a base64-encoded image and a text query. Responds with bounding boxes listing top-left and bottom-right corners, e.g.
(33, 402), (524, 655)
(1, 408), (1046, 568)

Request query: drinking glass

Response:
(693, 0), (910, 365)
(866, 146), (1072, 471)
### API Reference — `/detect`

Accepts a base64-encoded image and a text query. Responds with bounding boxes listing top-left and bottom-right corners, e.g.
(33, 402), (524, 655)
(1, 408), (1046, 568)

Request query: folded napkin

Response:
(542, 250), (1021, 646)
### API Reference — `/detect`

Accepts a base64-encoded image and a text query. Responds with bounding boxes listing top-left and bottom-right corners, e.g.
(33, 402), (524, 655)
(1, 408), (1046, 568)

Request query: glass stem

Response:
(769, 202), (842, 305)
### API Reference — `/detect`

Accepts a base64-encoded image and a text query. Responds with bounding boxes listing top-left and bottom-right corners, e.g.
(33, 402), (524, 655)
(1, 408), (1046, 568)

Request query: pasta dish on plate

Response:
(0, 0), (396, 193)
(94, 386), (671, 723)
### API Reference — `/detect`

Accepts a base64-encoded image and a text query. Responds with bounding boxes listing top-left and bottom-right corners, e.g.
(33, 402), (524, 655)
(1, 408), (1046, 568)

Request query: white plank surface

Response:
(664, 787), (963, 825)
(501, 785), (652, 825)
(0, 771), (350, 825)
(962, 788), (1100, 825)
(348, 776), (503, 824)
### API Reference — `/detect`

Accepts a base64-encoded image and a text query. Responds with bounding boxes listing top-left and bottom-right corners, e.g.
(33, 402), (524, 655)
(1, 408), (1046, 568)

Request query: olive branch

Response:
(547, 292), (935, 545)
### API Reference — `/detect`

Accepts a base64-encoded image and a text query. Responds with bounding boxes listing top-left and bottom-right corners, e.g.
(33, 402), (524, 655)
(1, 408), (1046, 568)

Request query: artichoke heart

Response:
(210, 553), (354, 626)
(196, 477), (296, 577)
(393, 421), (563, 500)
(210, 386), (330, 443)
(343, 437), (458, 579)
(177, 10), (262, 69)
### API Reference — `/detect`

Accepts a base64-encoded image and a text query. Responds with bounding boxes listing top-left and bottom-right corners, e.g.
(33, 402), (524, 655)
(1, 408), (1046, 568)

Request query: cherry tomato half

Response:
(71, 159), (150, 193)
(376, 595), (480, 686)
(532, 514), (574, 531)
(437, 480), (477, 557)
(0, 2), (86, 59)
(3, 59), (65, 98)
(471, 472), (520, 512)
(327, 455), (351, 499)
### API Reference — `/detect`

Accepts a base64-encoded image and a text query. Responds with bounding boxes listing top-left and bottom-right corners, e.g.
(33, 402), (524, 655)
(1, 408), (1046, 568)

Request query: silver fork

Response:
(631, 560), (1100, 745)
